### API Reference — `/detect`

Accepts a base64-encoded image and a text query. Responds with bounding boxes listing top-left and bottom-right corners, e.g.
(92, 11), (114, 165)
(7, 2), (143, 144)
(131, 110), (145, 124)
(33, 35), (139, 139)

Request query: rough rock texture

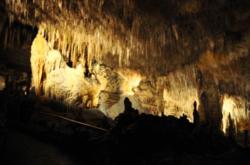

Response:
(0, 0), (250, 131)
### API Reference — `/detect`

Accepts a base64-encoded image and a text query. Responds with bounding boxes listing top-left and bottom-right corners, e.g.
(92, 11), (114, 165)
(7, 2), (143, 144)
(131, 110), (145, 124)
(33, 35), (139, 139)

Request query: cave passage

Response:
(0, 0), (250, 165)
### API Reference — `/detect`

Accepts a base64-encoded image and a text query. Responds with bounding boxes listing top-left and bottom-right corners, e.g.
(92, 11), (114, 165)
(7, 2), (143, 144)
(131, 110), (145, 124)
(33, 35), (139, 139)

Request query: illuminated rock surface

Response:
(0, 0), (250, 135)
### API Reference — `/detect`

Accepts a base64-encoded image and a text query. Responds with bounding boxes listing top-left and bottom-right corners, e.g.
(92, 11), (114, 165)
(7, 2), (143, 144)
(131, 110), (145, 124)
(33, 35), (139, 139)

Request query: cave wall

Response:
(0, 0), (250, 131)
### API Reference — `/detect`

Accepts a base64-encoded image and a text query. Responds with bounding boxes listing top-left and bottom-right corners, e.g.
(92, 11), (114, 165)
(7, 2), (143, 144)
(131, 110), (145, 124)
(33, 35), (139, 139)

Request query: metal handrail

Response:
(40, 111), (109, 132)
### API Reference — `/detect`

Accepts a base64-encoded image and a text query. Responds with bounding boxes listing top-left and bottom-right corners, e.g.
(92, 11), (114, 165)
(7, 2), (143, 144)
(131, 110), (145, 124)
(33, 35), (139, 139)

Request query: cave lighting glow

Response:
(162, 68), (199, 122)
(0, 76), (5, 91)
(30, 31), (201, 121)
(3, 0), (250, 142)
(222, 94), (250, 134)
(116, 69), (143, 96)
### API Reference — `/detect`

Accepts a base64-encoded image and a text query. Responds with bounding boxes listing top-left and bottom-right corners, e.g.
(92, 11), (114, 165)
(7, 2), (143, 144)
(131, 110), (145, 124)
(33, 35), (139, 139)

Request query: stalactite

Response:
(4, 0), (180, 74)
(3, 0), (250, 135)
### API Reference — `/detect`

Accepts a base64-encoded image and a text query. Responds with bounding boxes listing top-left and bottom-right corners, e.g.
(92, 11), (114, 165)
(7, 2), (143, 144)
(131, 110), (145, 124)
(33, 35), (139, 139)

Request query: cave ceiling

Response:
(0, 0), (250, 100)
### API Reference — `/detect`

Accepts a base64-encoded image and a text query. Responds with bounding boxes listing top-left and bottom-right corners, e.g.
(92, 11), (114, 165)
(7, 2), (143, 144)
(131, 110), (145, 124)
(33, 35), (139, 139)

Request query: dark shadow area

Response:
(0, 0), (250, 164)
(0, 78), (250, 165)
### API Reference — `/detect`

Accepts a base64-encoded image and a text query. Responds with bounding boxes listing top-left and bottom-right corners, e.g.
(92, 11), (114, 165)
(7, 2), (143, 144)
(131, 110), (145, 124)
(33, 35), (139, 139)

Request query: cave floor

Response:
(0, 93), (250, 165)
(1, 128), (83, 165)
(1, 121), (250, 165)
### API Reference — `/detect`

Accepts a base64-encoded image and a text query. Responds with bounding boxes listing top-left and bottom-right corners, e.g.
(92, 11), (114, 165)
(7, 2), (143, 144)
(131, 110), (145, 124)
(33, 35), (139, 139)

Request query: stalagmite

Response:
(222, 94), (250, 134)
(3, 0), (250, 136)
(30, 32), (49, 95)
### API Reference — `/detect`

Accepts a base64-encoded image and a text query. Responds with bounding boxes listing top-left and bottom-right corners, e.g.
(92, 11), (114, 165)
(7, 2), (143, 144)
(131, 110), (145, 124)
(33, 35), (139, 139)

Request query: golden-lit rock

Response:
(30, 33), (49, 95)
(222, 94), (250, 133)
(2, 0), (250, 134)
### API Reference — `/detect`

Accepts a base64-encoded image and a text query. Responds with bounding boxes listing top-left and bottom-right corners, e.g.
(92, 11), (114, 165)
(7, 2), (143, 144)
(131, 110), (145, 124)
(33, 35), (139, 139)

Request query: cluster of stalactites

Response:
(30, 32), (108, 108)
(38, 23), (135, 69)
(0, 21), (35, 49)
(4, 0), (180, 73)
(4, 0), (139, 67)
